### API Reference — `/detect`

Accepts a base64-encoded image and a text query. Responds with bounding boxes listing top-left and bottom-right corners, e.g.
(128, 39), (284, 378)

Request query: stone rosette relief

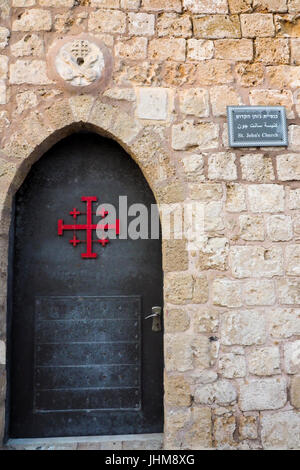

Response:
(49, 35), (111, 90)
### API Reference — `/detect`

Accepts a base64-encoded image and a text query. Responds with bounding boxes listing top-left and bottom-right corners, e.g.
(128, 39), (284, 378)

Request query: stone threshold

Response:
(6, 433), (164, 450)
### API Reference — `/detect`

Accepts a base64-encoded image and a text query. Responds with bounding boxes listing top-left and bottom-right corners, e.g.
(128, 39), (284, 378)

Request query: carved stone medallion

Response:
(54, 38), (105, 87)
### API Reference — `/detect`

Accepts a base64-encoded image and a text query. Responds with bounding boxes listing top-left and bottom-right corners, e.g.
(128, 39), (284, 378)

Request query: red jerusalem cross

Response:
(58, 196), (120, 259)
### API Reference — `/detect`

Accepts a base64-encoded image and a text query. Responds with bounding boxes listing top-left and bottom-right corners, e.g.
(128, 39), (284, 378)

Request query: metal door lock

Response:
(145, 306), (162, 332)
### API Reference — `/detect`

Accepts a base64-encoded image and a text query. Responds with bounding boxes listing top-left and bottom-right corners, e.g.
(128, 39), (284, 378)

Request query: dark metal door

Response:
(8, 133), (163, 438)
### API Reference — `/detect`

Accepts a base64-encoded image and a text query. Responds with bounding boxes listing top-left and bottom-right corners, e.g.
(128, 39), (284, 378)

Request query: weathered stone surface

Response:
(0, 56), (8, 81)
(235, 62), (265, 87)
(165, 272), (193, 304)
(290, 375), (300, 408)
(165, 374), (192, 406)
(239, 415), (258, 440)
(197, 237), (229, 271)
(266, 65), (300, 88)
(284, 340), (300, 373)
(136, 87), (169, 120)
(255, 38), (289, 64)
(186, 39), (214, 60)
(208, 152), (237, 181)
(121, 0), (141, 7)
(193, 275), (209, 303)
(212, 278), (242, 307)
(142, 0), (182, 11)
(213, 414), (237, 449)
(192, 335), (216, 369)
(249, 347), (281, 376)
(195, 379), (237, 405)
(165, 307), (190, 332)
(210, 86), (242, 117)
(12, 9), (52, 32)
(247, 184), (285, 213)
(149, 38), (186, 61)
(277, 279), (300, 304)
(182, 154), (205, 181)
(11, 34), (44, 57)
(250, 89), (294, 118)
(40, 0), (74, 5)
(215, 39), (253, 60)
(291, 38), (300, 64)
(244, 279), (276, 305)
(228, 0), (252, 12)
(9, 60), (52, 85)
(163, 240), (188, 272)
(179, 88), (209, 117)
(172, 120), (219, 151)
(230, 246), (283, 278)
(183, 0), (228, 13)
(165, 334), (193, 372)
(157, 12), (192, 38)
(195, 308), (219, 333)
(289, 125), (300, 149)
(220, 310), (267, 345)
(190, 182), (223, 201)
(275, 13), (300, 37)
(277, 154), (300, 180)
(88, 10), (126, 33)
(181, 407), (212, 450)
(267, 215), (293, 241)
(239, 215), (265, 241)
(0, 27), (9, 50)
(269, 308), (300, 338)
(115, 38), (148, 60)
(226, 184), (246, 212)
(288, 188), (300, 209)
(240, 13), (275, 37)
(219, 352), (246, 378)
(253, 0), (287, 11)
(240, 154), (275, 182)
(261, 411), (300, 449)
(128, 12), (155, 36)
(69, 95), (95, 122)
(239, 378), (287, 411)
(193, 15), (241, 39)
(286, 245), (300, 275)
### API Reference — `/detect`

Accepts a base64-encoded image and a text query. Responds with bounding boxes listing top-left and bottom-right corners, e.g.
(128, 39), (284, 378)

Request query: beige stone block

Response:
(290, 376), (300, 408)
(136, 87), (169, 120)
(165, 374), (191, 406)
(193, 275), (209, 304)
(0, 56), (8, 80)
(179, 88), (209, 117)
(249, 347), (281, 376)
(141, 0), (182, 11)
(103, 88), (136, 101)
(12, 0), (35, 5)
(115, 37), (147, 60)
(291, 39), (300, 65)
(226, 183), (247, 212)
(12, 9), (52, 31)
(172, 120), (219, 151)
(284, 340), (300, 373)
(249, 89), (293, 118)
(288, 188), (300, 209)
(128, 12), (155, 35)
(165, 334), (193, 371)
(88, 10), (126, 33)
(289, 0), (300, 11)
(149, 38), (186, 61)
(240, 13), (275, 37)
(219, 352), (246, 378)
(261, 411), (300, 449)
(230, 246), (283, 278)
(193, 15), (241, 39)
(0, 27), (9, 50)
(286, 245), (300, 275)
(203, 201), (224, 232)
(213, 414), (237, 449)
(267, 215), (293, 241)
(11, 34), (44, 57)
(165, 307), (190, 332)
(182, 154), (205, 181)
(235, 62), (265, 87)
(240, 154), (274, 182)
(192, 335), (216, 369)
(240, 378), (287, 411)
(239, 415), (258, 440)
(69, 95), (95, 122)
(90, 0), (119, 6)
(244, 279), (276, 305)
(157, 12), (192, 38)
(208, 152), (237, 181)
(195, 379), (237, 405)
(253, 0), (287, 11)
(183, 0), (228, 13)
(44, 99), (73, 130)
(181, 407), (212, 450)
(190, 182), (223, 201)
(212, 278), (242, 307)
(40, 0), (75, 5)
(164, 408), (191, 449)
(289, 125), (300, 149)
(9, 60), (52, 85)
(255, 38), (290, 64)
(229, 0), (252, 12)
(187, 38), (214, 60)
(277, 278), (300, 304)
(195, 309), (219, 333)
(163, 240), (188, 272)
(198, 237), (229, 270)
(197, 59), (234, 85)
(266, 65), (300, 88)
(247, 184), (285, 213)
(220, 310), (267, 345)
(121, 0), (141, 7)
(239, 215), (265, 241)
(269, 308), (300, 338)
(215, 39), (253, 60)
(275, 13), (300, 37)
(277, 154), (300, 181)
(210, 85), (242, 117)
(165, 272), (193, 304)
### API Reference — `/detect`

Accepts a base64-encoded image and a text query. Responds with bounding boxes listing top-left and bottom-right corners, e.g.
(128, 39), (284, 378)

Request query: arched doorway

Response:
(7, 132), (164, 438)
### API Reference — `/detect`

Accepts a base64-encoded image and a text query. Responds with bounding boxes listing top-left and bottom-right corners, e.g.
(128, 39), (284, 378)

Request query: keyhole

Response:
(77, 57), (84, 66)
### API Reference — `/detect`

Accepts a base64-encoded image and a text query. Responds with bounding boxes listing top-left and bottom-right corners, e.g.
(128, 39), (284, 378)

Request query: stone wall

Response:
(0, 0), (299, 450)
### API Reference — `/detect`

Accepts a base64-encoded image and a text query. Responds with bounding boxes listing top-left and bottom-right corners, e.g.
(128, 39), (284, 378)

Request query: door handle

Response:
(145, 306), (162, 332)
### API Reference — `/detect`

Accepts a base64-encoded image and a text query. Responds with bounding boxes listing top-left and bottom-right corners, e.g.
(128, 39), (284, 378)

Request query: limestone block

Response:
(255, 38), (290, 64)
(190, 182), (223, 201)
(284, 340), (300, 373)
(277, 279), (300, 304)
(0, 27), (10, 50)
(197, 237), (229, 271)
(218, 352), (246, 378)
(248, 347), (281, 376)
(165, 272), (193, 304)
(181, 407), (212, 450)
(115, 37), (147, 60)
(239, 215), (264, 241)
(291, 39), (300, 64)
(164, 307), (190, 333)
(288, 188), (300, 209)
(220, 310), (267, 345)
(165, 334), (193, 371)
(172, 120), (219, 151)
(239, 415), (258, 440)
(141, 0), (182, 11)
(277, 154), (300, 181)
(208, 152), (237, 181)
(9, 59), (52, 85)
(192, 335), (216, 369)
(136, 87), (169, 120)
(12, 9), (52, 32)
(230, 246), (283, 278)
(240, 154), (274, 182)
(261, 411), (300, 449)
(290, 376), (300, 408)
(240, 13), (275, 37)
(88, 10), (126, 33)
(244, 279), (276, 305)
(193, 275), (209, 304)
(250, 89), (294, 118)
(235, 62), (265, 87)
(182, 154), (205, 181)
(196, 59), (234, 85)
(225, 184), (246, 212)
(148, 38), (186, 61)
(247, 184), (285, 213)
(121, 0), (141, 7)
(286, 245), (300, 275)
(193, 15), (241, 38)
(179, 88), (209, 117)
(210, 86), (243, 117)
(183, 0), (228, 13)
(0, 56), (8, 80)
(228, 0), (253, 13)
(266, 65), (300, 88)
(157, 12), (192, 38)
(212, 278), (242, 307)
(195, 379), (237, 405)
(128, 12), (155, 36)
(11, 34), (44, 57)
(269, 308), (300, 338)
(267, 215), (293, 241)
(253, 0), (287, 11)
(215, 39), (253, 60)
(165, 374), (191, 406)
(186, 38), (214, 61)
(239, 378), (287, 411)
(162, 240), (188, 272)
